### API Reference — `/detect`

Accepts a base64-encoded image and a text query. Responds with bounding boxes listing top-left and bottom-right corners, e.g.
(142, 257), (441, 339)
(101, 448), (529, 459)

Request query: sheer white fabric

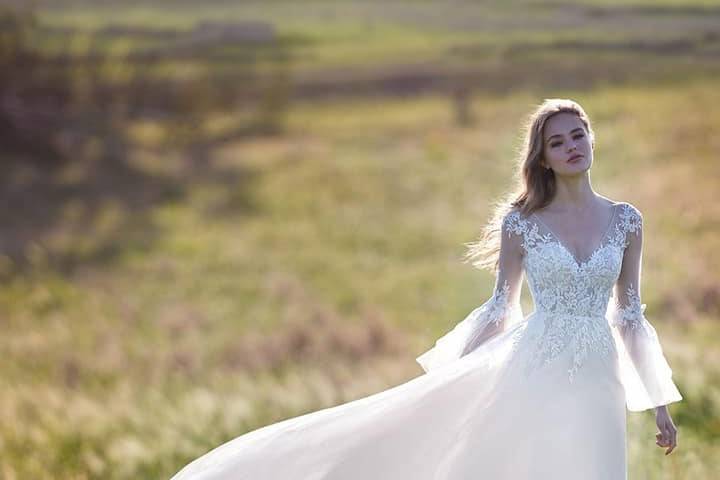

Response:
(170, 202), (682, 480)
(416, 214), (525, 371)
(605, 206), (683, 412)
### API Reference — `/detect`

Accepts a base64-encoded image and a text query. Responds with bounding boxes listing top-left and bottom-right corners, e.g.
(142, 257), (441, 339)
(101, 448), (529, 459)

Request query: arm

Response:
(416, 212), (525, 373)
(459, 213), (525, 356)
(608, 207), (683, 414)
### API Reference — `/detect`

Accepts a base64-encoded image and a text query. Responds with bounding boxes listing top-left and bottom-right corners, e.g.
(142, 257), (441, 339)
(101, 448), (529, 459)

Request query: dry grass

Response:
(1, 1), (719, 478)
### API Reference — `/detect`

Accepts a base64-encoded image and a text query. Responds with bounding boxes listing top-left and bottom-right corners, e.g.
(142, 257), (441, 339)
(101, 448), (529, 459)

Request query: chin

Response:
(561, 166), (588, 176)
(572, 160), (590, 171)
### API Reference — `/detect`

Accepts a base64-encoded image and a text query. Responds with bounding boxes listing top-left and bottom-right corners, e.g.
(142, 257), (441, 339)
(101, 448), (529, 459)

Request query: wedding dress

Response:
(170, 202), (682, 480)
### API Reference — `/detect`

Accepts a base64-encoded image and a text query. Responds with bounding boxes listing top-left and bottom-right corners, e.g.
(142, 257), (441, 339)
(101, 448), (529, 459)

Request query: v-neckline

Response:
(531, 203), (618, 268)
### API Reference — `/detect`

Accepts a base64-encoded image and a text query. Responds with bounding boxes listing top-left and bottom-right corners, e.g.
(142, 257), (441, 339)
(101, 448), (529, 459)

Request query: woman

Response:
(170, 99), (682, 479)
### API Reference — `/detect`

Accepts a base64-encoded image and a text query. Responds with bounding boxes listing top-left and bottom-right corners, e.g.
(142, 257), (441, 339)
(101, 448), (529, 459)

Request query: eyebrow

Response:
(546, 128), (584, 143)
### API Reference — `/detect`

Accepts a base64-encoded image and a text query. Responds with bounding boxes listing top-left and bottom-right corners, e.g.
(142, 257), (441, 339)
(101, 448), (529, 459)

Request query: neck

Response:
(550, 176), (597, 211)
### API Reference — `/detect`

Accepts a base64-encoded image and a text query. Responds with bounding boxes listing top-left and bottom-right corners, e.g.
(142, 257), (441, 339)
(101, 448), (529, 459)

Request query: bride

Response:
(170, 98), (682, 479)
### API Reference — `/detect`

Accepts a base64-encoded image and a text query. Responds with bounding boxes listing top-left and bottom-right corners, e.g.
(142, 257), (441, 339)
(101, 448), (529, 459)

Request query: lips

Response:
(568, 154), (583, 162)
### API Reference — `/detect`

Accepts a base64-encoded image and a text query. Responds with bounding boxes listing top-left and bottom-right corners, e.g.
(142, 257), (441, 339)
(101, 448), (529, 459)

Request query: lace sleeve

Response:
(416, 211), (525, 373)
(607, 205), (683, 412)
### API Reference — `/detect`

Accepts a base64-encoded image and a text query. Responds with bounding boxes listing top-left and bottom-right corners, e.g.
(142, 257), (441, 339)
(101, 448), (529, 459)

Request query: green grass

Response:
(2, 1), (720, 478)
(29, 0), (720, 72)
(3, 78), (718, 479)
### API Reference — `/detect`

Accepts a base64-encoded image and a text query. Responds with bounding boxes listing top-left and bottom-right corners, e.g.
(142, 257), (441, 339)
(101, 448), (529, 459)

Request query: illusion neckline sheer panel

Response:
(530, 203), (618, 267)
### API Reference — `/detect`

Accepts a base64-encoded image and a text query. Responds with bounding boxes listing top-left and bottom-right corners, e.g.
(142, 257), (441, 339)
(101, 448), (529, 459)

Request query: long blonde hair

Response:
(463, 98), (596, 272)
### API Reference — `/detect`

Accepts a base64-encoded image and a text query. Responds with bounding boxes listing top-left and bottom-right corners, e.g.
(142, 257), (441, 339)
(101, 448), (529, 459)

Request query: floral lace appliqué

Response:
(522, 313), (615, 383)
(461, 280), (512, 356)
(610, 284), (647, 331)
(502, 204), (641, 383)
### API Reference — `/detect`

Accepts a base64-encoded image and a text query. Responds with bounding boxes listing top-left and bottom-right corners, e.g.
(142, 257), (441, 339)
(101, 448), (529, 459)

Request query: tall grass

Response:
(1, 1), (718, 478)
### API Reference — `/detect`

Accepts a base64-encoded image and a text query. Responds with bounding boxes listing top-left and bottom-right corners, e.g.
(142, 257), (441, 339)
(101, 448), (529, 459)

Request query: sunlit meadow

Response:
(1, 1), (719, 478)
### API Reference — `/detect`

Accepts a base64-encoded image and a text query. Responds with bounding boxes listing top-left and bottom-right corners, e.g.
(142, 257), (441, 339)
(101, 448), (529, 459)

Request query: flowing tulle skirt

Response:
(170, 311), (627, 480)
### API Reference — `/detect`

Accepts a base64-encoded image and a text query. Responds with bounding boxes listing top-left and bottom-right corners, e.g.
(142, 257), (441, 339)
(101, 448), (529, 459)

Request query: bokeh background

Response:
(2, 0), (719, 478)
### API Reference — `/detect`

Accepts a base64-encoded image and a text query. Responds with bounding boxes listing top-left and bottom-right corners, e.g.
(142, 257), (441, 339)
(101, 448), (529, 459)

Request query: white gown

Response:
(170, 202), (683, 480)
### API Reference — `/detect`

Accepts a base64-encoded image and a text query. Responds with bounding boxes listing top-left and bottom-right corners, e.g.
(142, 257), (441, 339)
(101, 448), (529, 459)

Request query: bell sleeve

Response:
(607, 207), (683, 412)
(416, 212), (525, 373)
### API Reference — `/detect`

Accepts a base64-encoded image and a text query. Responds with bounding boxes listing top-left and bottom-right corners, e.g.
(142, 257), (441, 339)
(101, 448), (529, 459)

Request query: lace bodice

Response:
(503, 203), (640, 381)
(417, 201), (683, 411)
(504, 202), (639, 318)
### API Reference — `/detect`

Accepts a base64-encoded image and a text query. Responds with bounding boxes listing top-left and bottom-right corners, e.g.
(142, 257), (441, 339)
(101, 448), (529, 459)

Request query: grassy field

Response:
(2, 1), (719, 479)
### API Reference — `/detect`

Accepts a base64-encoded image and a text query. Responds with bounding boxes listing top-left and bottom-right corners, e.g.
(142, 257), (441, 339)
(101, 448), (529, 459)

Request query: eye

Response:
(550, 133), (584, 148)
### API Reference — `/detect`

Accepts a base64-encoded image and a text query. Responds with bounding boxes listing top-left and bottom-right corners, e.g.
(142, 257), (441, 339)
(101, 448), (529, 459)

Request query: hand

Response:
(655, 406), (678, 455)
(460, 325), (499, 357)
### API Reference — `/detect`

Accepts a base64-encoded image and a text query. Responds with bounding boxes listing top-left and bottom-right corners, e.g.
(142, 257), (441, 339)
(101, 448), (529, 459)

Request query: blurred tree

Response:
(0, 8), (69, 160)
(0, 7), (284, 273)
(452, 81), (475, 127)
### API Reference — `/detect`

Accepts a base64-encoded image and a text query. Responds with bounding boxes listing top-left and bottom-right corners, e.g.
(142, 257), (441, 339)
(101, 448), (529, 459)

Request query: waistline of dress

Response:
(531, 310), (609, 320)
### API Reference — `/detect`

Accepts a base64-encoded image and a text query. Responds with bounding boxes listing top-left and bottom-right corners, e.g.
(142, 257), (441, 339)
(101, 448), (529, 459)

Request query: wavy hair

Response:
(463, 98), (596, 273)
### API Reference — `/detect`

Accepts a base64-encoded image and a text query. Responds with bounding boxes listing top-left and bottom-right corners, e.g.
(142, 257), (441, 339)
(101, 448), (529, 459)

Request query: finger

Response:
(665, 432), (677, 455)
(669, 431), (678, 454)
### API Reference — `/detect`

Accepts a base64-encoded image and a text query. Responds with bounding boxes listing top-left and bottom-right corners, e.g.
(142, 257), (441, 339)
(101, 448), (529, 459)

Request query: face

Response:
(541, 112), (593, 176)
